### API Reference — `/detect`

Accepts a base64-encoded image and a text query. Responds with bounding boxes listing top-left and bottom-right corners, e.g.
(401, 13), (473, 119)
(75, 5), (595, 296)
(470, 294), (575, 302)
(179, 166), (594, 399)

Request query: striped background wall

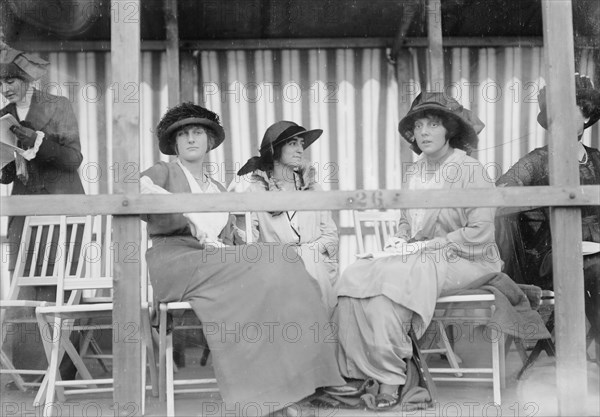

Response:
(1, 46), (599, 277)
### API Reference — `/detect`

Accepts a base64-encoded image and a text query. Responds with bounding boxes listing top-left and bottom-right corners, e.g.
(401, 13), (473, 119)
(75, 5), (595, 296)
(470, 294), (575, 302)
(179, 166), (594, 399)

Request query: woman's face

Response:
(174, 125), (210, 162)
(0, 77), (29, 104)
(413, 116), (449, 157)
(277, 137), (304, 168)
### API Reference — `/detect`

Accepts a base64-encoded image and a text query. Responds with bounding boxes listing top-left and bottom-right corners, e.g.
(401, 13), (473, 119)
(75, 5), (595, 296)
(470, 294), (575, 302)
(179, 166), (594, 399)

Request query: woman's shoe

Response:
(375, 392), (400, 410)
(322, 384), (361, 397)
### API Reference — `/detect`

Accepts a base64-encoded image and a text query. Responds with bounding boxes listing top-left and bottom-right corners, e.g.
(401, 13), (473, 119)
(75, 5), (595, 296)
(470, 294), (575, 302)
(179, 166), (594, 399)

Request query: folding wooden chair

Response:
(35, 215), (158, 417)
(157, 213), (253, 417)
(353, 210), (503, 405)
(0, 215), (89, 403)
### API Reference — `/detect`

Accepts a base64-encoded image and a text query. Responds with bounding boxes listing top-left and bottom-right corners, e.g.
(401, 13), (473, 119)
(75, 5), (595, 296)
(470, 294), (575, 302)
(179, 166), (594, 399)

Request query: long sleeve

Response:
(313, 210), (339, 257)
(445, 163), (497, 256)
(1, 161), (16, 184)
(32, 96), (83, 171)
(496, 148), (548, 187)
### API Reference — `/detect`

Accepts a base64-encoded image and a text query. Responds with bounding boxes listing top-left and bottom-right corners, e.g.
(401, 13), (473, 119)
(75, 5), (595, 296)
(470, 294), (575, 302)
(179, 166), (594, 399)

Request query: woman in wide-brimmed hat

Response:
(332, 92), (548, 410)
(497, 73), (600, 347)
(140, 106), (345, 415)
(237, 121), (339, 313)
(1, 43), (85, 387)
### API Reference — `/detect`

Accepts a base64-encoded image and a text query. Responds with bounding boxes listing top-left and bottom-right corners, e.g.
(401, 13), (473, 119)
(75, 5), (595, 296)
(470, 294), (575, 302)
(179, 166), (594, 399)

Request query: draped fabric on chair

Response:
(1, 47), (599, 278)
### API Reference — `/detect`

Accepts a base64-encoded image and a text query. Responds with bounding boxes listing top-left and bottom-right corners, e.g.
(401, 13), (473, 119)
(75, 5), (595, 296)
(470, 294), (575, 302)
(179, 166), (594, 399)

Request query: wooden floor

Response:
(2, 331), (599, 416)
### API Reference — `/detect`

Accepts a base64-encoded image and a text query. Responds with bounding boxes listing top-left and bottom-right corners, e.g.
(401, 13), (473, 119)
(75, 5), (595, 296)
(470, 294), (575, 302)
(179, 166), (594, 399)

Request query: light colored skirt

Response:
(335, 295), (414, 385)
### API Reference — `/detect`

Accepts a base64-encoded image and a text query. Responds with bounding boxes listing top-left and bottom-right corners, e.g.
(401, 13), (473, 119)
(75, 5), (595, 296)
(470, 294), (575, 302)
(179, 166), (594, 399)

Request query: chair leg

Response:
(159, 305), (168, 402)
(0, 315), (28, 391)
(0, 349), (28, 391)
(142, 307), (159, 397)
(436, 321), (463, 377)
(491, 325), (501, 405)
(166, 329), (175, 417)
(43, 318), (63, 417)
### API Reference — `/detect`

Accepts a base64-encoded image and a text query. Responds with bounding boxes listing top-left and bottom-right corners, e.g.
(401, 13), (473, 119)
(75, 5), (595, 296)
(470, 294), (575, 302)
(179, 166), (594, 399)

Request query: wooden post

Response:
(541, 1), (588, 414)
(426, 0), (444, 91)
(395, 49), (417, 182)
(165, 0), (180, 106)
(111, 1), (142, 415)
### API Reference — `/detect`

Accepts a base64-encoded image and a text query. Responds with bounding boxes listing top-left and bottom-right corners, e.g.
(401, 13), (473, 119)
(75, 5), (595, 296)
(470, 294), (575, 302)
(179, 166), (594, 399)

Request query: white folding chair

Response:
(0, 215), (89, 403)
(157, 212), (253, 417)
(35, 215), (158, 416)
(353, 210), (502, 405)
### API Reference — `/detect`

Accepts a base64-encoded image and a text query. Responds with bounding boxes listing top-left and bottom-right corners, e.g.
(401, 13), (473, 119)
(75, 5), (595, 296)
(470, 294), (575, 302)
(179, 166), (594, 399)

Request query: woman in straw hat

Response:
(1, 44), (84, 386)
(237, 121), (339, 313)
(497, 73), (600, 348)
(140, 103), (345, 416)
(331, 92), (505, 409)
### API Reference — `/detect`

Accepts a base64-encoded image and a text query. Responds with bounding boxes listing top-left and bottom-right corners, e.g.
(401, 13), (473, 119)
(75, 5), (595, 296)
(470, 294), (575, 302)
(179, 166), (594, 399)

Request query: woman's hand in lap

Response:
(183, 213), (208, 244)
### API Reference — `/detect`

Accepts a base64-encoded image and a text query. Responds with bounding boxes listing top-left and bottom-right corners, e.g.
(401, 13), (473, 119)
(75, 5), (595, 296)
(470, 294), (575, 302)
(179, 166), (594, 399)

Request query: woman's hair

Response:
(258, 137), (298, 171)
(578, 93), (600, 121)
(407, 110), (462, 153)
(171, 124), (218, 155)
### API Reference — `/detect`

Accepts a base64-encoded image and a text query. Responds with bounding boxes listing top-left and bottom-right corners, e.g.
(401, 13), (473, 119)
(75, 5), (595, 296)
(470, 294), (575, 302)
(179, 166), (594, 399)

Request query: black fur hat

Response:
(156, 102), (225, 155)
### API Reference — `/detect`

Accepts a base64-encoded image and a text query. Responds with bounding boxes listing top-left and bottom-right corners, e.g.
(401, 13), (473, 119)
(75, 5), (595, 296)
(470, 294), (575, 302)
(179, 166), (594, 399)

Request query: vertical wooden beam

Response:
(541, 1), (588, 414)
(426, 0), (444, 91)
(165, 0), (181, 106)
(395, 49), (417, 181)
(111, 1), (142, 415)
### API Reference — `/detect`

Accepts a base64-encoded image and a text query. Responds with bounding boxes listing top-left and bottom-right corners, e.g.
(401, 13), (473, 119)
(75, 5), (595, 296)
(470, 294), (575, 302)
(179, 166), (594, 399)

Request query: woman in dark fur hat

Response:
(140, 104), (345, 416)
(237, 121), (339, 314)
(497, 73), (600, 347)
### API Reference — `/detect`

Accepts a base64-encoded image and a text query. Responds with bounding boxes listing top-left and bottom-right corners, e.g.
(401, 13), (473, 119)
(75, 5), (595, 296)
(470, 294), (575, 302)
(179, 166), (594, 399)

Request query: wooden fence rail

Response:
(1, 185), (598, 216)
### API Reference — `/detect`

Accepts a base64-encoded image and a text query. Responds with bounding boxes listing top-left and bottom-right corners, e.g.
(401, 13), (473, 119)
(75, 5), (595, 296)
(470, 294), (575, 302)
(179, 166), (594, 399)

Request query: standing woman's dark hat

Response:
(156, 102), (225, 155)
(536, 73), (600, 130)
(398, 92), (485, 155)
(237, 121), (323, 175)
(0, 43), (49, 81)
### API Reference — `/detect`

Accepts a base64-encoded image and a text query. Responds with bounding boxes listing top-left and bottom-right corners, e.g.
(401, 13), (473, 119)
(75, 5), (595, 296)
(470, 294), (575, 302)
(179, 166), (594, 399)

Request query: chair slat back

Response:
(9, 216), (89, 297)
(55, 216), (96, 306)
(353, 211), (400, 253)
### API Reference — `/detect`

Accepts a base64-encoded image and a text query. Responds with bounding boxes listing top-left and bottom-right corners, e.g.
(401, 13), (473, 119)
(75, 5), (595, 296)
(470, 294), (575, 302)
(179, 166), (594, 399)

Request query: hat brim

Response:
(159, 117), (225, 155)
(0, 63), (34, 82)
(537, 89), (600, 131)
(398, 104), (480, 155)
(263, 128), (323, 152)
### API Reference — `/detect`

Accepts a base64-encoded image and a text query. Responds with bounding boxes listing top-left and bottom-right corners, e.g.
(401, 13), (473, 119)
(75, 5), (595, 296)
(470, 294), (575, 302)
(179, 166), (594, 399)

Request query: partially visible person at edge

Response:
(140, 102), (348, 416)
(329, 92), (504, 410)
(496, 73), (600, 347)
(237, 121), (339, 314)
(0, 44), (84, 386)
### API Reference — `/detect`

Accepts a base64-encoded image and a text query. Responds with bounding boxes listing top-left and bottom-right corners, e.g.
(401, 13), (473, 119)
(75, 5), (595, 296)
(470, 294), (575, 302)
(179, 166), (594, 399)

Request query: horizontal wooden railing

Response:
(1, 185), (598, 216)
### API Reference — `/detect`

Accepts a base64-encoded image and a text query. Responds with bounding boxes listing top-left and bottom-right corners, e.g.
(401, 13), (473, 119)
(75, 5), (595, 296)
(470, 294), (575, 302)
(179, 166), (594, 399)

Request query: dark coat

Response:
(0, 88), (85, 194)
(1, 88), (85, 270)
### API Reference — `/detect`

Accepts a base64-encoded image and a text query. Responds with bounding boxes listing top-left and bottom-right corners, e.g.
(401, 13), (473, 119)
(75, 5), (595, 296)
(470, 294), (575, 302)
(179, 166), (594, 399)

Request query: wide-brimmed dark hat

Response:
(537, 73), (600, 130)
(237, 121), (323, 175)
(0, 44), (49, 82)
(156, 102), (225, 155)
(398, 92), (484, 155)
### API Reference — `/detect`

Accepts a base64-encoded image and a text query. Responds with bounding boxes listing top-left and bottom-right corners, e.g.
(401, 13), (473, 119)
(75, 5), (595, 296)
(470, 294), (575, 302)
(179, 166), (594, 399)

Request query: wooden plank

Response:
(17, 36), (600, 53)
(110, 1), (142, 415)
(164, 0), (180, 106)
(393, 48), (417, 183)
(426, 0), (444, 90)
(541, 0), (587, 414)
(2, 186), (599, 216)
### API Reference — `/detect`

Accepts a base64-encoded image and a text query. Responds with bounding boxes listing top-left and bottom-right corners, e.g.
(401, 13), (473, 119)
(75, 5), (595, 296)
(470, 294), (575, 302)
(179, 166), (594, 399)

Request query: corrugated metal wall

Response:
(1, 46), (599, 274)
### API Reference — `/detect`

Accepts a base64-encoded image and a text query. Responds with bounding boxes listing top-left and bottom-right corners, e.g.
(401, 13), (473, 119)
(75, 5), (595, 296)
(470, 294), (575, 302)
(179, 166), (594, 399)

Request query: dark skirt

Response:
(146, 236), (344, 414)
